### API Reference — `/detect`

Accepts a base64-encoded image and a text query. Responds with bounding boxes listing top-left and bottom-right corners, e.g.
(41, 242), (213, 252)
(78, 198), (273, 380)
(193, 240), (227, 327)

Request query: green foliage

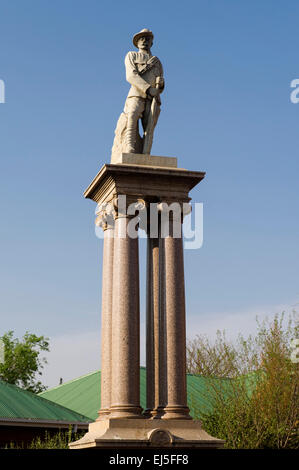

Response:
(28, 428), (85, 449)
(0, 330), (49, 393)
(5, 427), (85, 449)
(187, 312), (299, 449)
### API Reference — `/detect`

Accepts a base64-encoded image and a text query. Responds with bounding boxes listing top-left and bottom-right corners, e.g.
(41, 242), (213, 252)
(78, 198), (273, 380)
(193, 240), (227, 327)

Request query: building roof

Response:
(39, 367), (239, 421)
(0, 379), (91, 426)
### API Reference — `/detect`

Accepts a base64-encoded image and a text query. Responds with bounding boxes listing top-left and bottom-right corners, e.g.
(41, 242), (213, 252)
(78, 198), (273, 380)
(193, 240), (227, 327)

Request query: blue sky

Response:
(0, 0), (298, 387)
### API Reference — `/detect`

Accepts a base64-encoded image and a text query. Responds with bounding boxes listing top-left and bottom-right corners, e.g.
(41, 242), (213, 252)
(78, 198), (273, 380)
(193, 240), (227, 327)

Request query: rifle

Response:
(143, 77), (161, 155)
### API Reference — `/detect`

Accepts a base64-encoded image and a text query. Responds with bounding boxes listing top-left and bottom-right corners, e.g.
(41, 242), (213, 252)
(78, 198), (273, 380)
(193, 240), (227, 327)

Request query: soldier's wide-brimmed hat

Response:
(133, 28), (154, 47)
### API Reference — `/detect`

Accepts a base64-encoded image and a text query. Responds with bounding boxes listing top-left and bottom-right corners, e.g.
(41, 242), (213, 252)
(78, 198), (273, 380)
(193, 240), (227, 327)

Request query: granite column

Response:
(95, 204), (114, 418)
(161, 203), (191, 420)
(110, 198), (143, 419)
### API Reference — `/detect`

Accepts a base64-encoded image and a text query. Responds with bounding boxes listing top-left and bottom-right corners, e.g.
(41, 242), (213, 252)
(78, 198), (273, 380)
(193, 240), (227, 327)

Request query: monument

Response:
(69, 29), (224, 449)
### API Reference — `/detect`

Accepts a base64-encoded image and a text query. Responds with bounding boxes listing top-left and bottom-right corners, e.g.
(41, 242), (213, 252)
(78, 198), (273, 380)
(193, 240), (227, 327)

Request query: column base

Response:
(96, 408), (111, 420)
(69, 418), (224, 449)
(162, 405), (192, 420)
(148, 405), (166, 419)
(150, 408), (161, 418)
(108, 404), (144, 419)
(143, 408), (153, 418)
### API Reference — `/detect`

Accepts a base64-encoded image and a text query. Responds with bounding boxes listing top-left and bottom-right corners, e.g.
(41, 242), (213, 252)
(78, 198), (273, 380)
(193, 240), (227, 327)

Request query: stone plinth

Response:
(112, 153), (178, 168)
(69, 418), (224, 449)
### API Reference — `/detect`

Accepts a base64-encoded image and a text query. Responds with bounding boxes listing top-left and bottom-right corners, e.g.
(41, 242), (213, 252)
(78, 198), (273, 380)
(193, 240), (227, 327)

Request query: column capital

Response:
(113, 195), (147, 220)
(95, 201), (115, 231)
(156, 200), (191, 238)
(157, 200), (192, 221)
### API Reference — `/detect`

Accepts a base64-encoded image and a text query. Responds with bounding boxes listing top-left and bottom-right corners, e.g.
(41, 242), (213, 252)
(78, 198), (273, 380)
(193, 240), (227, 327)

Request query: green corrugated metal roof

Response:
(0, 379), (91, 423)
(39, 370), (103, 421)
(39, 367), (241, 421)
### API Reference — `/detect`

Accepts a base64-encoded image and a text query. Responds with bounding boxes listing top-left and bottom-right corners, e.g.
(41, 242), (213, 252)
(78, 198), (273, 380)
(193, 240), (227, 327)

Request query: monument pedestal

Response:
(70, 155), (224, 449)
(69, 417), (224, 449)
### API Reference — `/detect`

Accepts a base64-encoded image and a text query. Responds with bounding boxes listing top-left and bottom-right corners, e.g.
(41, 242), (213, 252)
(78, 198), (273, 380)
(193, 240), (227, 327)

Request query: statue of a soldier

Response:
(111, 29), (164, 162)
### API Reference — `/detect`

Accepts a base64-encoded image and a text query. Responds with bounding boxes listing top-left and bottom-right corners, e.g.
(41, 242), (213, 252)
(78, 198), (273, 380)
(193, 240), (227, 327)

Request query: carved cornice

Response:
(84, 164), (205, 207)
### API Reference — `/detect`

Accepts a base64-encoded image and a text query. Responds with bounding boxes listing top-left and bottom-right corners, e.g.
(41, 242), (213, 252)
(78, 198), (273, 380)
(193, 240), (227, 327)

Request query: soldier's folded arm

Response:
(125, 52), (150, 97)
(158, 73), (165, 93)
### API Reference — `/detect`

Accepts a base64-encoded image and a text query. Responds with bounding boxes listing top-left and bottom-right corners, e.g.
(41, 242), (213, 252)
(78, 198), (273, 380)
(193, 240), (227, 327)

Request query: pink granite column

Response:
(161, 207), (191, 420)
(145, 235), (161, 417)
(110, 207), (143, 419)
(145, 235), (155, 417)
(94, 205), (114, 419)
(97, 214), (114, 418)
(145, 210), (167, 418)
(157, 233), (167, 416)
(151, 235), (161, 417)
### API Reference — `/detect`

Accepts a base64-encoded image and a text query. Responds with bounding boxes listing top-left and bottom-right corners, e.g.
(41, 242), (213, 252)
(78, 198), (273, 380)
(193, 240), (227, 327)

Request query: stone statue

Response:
(111, 29), (164, 162)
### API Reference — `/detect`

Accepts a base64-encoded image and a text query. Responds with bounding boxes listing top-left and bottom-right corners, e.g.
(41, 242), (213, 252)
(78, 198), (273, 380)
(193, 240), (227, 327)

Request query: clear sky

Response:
(0, 0), (298, 387)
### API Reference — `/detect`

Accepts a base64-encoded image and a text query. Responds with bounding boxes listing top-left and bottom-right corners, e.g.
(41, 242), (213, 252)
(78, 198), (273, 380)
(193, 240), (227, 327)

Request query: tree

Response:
(0, 330), (49, 393)
(187, 312), (299, 449)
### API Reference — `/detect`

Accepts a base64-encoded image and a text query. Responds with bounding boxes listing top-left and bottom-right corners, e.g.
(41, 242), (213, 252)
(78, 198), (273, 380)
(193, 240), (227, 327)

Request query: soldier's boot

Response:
(124, 114), (138, 153)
